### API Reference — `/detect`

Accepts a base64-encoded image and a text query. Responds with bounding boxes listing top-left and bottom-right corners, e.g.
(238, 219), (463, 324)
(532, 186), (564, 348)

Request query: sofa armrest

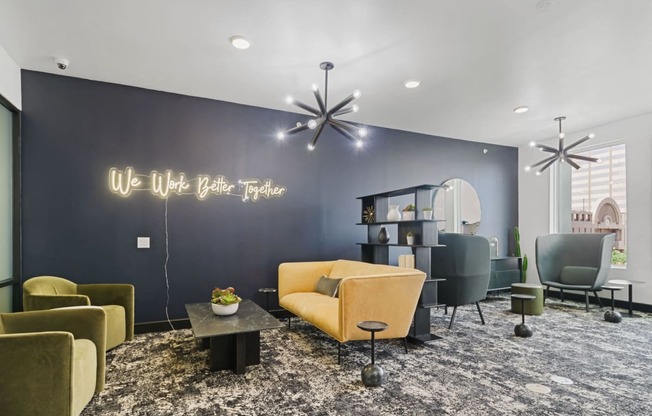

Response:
(23, 294), (90, 311)
(339, 272), (426, 341)
(0, 331), (77, 415)
(78, 283), (135, 340)
(1, 307), (107, 392)
(278, 261), (335, 300)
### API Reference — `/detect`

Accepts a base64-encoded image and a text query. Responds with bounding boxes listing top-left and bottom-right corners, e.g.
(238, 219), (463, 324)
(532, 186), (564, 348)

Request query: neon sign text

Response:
(109, 167), (287, 202)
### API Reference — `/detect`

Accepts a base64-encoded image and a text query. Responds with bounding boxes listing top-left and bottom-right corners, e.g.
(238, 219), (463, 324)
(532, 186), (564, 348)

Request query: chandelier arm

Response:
(537, 157), (559, 174)
(291, 99), (322, 116)
(565, 153), (600, 163)
(530, 154), (559, 169)
(565, 158), (581, 170)
(329, 122), (359, 143)
(308, 122), (326, 148)
(327, 93), (358, 116)
(564, 135), (592, 152)
(535, 144), (558, 153)
(313, 89), (327, 114)
(283, 122), (311, 136)
(329, 119), (360, 135)
(332, 106), (355, 117)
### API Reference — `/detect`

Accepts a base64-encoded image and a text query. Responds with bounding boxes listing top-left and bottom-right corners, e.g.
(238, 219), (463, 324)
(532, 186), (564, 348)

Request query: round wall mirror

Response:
(433, 178), (481, 234)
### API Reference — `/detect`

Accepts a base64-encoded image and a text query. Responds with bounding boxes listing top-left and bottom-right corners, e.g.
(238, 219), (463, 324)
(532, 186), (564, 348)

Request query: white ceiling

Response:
(1, 0), (652, 146)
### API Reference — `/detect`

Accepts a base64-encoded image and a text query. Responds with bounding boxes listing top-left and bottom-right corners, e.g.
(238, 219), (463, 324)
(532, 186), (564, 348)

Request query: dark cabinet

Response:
(488, 257), (522, 292)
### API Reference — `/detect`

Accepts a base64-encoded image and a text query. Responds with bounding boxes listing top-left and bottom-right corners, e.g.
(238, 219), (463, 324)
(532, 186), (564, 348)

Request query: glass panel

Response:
(0, 103), (11, 311)
(571, 143), (627, 267)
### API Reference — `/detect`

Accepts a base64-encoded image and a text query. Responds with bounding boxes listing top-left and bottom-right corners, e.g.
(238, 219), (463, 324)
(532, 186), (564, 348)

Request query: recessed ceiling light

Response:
(514, 106), (529, 114)
(404, 80), (420, 89)
(229, 35), (250, 50)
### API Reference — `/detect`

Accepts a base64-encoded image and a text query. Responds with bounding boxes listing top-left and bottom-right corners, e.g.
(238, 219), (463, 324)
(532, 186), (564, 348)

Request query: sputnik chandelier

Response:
(525, 116), (600, 175)
(276, 61), (367, 151)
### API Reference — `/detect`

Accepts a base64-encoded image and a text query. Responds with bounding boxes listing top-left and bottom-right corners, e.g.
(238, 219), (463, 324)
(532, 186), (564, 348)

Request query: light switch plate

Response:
(137, 237), (150, 249)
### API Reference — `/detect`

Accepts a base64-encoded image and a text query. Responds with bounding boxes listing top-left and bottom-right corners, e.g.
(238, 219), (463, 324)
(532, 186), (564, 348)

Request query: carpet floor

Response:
(82, 297), (652, 416)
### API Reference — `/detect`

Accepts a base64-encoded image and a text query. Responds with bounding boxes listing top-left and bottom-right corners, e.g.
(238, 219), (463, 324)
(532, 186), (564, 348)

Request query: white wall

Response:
(0, 43), (21, 109)
(519, 112), (652, 306)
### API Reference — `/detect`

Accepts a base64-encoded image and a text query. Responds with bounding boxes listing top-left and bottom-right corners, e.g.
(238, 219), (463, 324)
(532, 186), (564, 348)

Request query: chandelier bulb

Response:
(352, 89), (362, 99)
(535, 171), (542, 176)
(358, 128), (368, 138)
(589, 133), (596, 139)
(529, 141), (536, 147)
(311, 84), (319, 92)
(524, 166), (532, 172)
(276, 132), (285, 140)
(559, 132), (565, 139)
(285, 95), (293, 104)
(296, 122), (302, 127)
(307, 144), (315, 151)
(352, 104), (359, 113)
(355, 140), (363, 148)
(307, 119), (317, 129)
(596, 158), (603, 164)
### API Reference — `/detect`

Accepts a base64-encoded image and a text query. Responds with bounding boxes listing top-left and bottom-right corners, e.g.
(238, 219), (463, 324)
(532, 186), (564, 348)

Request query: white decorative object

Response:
(406, 235), (415, 245)
(402, 211), (415, 221)
(211, 302), (239, 316)
(387, 205), (401, 221)
(422, 210), (433, 220)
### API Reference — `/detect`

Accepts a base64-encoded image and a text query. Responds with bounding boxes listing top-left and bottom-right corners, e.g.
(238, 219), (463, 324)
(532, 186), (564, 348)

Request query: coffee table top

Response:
(185, 299), (283, 339)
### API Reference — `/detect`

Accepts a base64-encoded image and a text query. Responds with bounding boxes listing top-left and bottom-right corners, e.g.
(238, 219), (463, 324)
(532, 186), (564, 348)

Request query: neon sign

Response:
(109, 167), (287, 202)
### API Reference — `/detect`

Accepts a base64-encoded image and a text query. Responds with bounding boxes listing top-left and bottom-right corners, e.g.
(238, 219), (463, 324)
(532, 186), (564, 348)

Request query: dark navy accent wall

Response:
(20, 70), (518, 323)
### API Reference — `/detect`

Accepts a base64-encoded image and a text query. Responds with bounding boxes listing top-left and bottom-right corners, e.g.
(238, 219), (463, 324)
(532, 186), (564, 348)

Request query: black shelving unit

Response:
(357, 184), (446, 343)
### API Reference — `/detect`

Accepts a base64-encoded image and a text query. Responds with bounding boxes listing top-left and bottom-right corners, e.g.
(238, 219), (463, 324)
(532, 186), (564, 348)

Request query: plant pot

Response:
(211, 302), (239, 316)
(406, 236), (415, 245)
(402, 211), (415, 221)
(422, 210), (433, 220)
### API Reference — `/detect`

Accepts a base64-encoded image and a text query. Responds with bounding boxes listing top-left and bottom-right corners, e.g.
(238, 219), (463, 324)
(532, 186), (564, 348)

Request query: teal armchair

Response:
(535, 233), (615, 311)
(0, 307), (107, 416)
(23, 275), (134, 350)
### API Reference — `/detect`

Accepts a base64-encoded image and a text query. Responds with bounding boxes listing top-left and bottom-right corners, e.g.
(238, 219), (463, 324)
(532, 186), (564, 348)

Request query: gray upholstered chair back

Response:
(432, 233), (491, 307)
(535, 233), (615, 290)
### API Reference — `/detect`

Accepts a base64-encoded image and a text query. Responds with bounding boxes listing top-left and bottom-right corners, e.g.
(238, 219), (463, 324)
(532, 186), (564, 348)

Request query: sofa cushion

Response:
(280, 293), (340, 340)
(315, 275), (341, 297)
(560, 266), (597, 286)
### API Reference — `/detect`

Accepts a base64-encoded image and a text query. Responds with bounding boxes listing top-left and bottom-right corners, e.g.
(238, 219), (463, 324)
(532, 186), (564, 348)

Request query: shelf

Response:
(357, 184), (444, 200)
(356, 219), (444, 225)
(357, 243), (446, 248)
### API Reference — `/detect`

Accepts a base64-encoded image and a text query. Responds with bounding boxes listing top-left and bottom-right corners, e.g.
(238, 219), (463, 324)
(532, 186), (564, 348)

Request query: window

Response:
(570, 143), (627, 266)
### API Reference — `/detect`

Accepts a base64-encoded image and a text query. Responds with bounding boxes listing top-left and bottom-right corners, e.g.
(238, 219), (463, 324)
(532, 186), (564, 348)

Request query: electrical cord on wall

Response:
(164, 197), (175, 330)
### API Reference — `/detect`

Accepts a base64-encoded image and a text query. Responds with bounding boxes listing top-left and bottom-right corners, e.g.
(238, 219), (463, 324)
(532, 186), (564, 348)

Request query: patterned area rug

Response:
(82, 297), (652, 415)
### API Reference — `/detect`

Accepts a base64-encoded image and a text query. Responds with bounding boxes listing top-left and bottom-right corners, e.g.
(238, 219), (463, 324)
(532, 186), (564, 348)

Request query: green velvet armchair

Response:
(0, 307), (107, 416)
(23, 275), (134, 350)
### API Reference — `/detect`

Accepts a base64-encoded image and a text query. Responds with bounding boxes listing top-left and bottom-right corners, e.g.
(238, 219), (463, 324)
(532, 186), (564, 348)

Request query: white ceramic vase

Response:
(423, 210), (433, 220)
(406, 236), (415, 245)
(211, 302), (239, 316)
(387, 205), (401, 221)
(402, 211), (415, 221)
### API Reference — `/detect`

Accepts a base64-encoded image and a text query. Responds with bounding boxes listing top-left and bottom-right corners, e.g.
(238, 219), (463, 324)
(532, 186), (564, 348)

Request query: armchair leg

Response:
(445, 305), (448, 315)
(585, 291), (590, 312)
(560, 288), (564, 302)
(544, 286), (549, 304)
(448, 307), (458, 329)
(288, 316), (291, 329)
(476, 302), (485, 325)
(594, 291), (604, 308)
(404, 337), (408, 354)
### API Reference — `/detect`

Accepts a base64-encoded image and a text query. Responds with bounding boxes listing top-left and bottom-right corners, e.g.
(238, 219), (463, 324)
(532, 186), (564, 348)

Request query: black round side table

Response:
(601, 285), (624, 323)
(258, 288), (277, 312)
(357, 321), (388, 387)
(511, 294), (535, 337)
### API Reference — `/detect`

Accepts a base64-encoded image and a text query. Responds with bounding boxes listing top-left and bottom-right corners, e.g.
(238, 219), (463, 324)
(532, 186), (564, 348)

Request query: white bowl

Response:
(211, 302), (239, 316)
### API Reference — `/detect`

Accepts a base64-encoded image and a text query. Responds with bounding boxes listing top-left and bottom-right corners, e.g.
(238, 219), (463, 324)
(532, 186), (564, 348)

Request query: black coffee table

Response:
(185, 299), (283, 374)
(607, 279), (645, 318)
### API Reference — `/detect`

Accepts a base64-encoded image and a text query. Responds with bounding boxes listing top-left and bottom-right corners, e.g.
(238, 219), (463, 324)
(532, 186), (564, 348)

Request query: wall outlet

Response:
(137, 237), (150, 249)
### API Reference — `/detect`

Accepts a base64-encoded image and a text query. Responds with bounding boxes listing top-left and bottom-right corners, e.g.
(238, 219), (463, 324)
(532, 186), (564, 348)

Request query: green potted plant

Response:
(211, 286), (242, 316)
(406, 230), (415, 245)
(422, 206), (433, 220)
(402, 204), (416, 220)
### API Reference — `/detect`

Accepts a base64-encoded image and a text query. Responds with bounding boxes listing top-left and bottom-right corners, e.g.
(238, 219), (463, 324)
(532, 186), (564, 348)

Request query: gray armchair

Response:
(535, 233), (615, 311)
(432, 233), (491, 329)
(0, 307), (107, 416)
(23, 275), (134, 350)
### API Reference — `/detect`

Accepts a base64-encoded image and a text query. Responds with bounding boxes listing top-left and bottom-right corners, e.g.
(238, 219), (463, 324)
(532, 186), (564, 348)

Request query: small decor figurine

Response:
(211, 287), (242, 316)
(363, 206), (375, 223)
(402, 204), (416, 221)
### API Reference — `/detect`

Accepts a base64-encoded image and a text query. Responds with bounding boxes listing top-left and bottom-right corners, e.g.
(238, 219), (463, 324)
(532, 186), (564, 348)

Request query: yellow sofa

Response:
(279, 259), (426, 361)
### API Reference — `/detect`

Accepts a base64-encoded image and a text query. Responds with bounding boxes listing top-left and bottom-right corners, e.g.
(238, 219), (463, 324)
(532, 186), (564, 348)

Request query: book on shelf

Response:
(398, 254), (415, 269)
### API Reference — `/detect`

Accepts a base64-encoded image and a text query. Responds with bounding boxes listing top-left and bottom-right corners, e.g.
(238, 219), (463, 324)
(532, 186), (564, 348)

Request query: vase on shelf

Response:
(422, 210), (433, 220)
(406, 235), (415, 245)
(402, 211), (415, 221)
(387, 205), (401, 221)
(378, 227), (390, 244)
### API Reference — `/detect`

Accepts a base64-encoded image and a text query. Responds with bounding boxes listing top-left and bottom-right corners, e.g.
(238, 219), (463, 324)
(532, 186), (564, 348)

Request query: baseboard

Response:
(545, 289), (652, 313)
